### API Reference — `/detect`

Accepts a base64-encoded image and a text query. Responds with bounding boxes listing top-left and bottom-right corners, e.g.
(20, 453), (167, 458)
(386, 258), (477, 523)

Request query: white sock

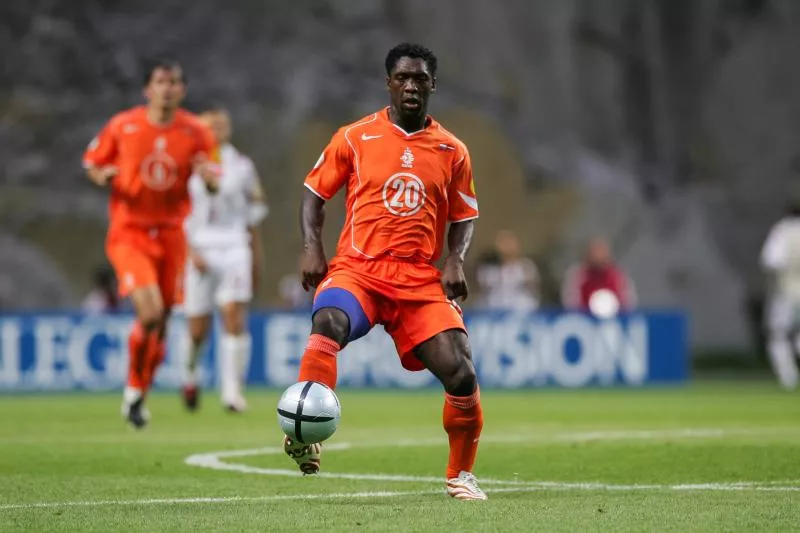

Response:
(183, 340), (206, 386)
(220, 333), (251, 406)
(768, 337), (799, 390)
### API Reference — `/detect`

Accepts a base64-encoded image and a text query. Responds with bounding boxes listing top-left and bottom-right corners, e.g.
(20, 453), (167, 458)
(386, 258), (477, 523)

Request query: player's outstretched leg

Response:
(415, 329), (486, 500)
(284, 307), (349, 474)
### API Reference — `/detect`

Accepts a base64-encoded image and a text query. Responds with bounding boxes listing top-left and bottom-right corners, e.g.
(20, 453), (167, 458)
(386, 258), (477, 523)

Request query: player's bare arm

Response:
(247, 226), (262, 292)
(86, 165), (118, 187)
(300, 189), (328, 291)
(442, 220), (475, 301)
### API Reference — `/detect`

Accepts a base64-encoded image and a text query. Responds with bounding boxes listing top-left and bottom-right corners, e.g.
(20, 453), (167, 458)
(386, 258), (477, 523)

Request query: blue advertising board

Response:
(0, 310), (687, 391)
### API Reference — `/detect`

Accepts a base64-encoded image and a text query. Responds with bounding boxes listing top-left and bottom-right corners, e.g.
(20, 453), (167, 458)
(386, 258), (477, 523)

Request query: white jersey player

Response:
(760, 210), (800, 390)
(182, 108), (267, 411)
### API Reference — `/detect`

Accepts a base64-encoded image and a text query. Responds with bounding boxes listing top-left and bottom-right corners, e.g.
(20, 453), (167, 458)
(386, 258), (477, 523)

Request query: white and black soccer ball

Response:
(277, 381), (341, 445)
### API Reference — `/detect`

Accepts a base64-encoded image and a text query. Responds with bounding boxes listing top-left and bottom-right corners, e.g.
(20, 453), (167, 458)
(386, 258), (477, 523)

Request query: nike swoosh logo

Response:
(457, 191), (479, 210)
(361, 133), (382, 141)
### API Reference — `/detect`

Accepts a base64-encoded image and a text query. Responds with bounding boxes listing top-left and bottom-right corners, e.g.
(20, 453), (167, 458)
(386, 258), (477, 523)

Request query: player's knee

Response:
(311, 308), (350, 346)
(442, 361), (477, 397)
(189, 316), (211, 343)
(221, 305), (247, 335)
(138, 311), (161, 332)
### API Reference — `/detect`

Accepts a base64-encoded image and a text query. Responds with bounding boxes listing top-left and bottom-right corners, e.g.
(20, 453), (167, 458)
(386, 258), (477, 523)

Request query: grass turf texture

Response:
(1, 384), (799, 532)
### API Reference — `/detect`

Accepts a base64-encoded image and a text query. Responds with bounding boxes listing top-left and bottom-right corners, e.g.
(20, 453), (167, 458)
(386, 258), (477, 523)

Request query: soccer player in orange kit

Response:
(284, 43), (486, 500)
(83, 59), (219, 429)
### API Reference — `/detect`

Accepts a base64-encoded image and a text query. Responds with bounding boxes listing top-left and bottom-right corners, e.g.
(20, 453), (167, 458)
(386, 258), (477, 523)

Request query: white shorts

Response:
(184, 245), (252, 317)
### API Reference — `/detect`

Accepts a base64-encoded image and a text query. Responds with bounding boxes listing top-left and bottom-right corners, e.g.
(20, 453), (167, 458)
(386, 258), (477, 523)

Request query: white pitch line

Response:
(184, 439), (800, 492)
(0, 489), (444, 511)
(5, 482), (800, 512)
(183, 426), (800, 486)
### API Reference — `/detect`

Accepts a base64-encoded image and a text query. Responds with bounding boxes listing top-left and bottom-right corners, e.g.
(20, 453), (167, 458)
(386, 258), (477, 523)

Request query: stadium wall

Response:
(0, 311), (688, 390)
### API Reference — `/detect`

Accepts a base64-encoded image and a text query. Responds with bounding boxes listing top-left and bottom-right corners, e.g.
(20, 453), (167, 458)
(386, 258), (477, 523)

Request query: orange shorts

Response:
(106, 224), (187, 308)
(313, 256), (466, 371)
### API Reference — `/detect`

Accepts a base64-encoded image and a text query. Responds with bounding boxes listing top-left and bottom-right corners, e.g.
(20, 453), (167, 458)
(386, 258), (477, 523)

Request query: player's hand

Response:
(194, 153), (221, 192)
(442, 256), (469, 301)
(190, 249), (209, 274)
(300, 246), (328, 292)
(89, 165), (118, 187)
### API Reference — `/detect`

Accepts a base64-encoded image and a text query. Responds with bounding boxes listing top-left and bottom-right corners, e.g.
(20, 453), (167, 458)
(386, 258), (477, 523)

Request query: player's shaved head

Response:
(385, 43), (437, 132)
(385, 43), (438, 77)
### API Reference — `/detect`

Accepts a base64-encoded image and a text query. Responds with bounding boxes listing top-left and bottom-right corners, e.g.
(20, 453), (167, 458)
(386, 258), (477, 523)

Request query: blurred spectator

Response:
(561, 237), (636, 317)
(81, 267), (121, 314)
(476, 230), (540, 311)
(759, 202), (800, 390)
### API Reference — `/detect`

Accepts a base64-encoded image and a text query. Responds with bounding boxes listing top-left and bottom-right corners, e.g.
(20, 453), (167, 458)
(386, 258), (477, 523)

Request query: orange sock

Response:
(443, 387), (483, 479)
(143, 338), (166, 392)
(127, 322), (149, 390)
(297, 334), (340, 390)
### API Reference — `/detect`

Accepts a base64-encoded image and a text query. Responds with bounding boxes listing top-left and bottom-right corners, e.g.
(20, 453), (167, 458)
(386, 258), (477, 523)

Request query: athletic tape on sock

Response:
(445, 386), (481, 410)
(306, 334), (341, 356)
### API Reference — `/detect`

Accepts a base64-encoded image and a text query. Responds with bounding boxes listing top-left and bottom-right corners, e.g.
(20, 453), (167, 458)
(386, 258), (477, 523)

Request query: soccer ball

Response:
(276, 381), (341, 445)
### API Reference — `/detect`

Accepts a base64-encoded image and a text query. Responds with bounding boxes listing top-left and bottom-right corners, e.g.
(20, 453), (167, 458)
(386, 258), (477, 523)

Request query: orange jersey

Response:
(304, 108), (479, 263)
(83, 106), (217, 227)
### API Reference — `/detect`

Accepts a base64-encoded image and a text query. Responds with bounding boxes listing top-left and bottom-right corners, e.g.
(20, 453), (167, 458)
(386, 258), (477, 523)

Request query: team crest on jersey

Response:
(140, 135), (178, 191)
(400, 147), (414, 169)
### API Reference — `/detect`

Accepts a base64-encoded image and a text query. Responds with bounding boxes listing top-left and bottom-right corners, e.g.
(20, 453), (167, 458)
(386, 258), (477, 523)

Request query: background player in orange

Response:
(83, 59), (219, 429)
(284, 43), (486, 500)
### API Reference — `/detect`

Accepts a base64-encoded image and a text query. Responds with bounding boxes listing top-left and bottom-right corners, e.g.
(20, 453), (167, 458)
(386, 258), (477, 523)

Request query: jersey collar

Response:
(381, 107), (435, 138)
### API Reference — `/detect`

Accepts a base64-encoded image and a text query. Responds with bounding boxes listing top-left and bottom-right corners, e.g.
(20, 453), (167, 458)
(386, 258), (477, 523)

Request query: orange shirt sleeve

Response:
(83, 118), (119, 169)
(304, 129), (352, 200)
(447, 147), (479, 222)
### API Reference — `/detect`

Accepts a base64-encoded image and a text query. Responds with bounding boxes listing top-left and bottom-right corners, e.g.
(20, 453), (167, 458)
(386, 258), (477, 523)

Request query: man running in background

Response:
(83, 59), (219, 428)
(182, 107), (267, 412)
(761, 201), (800, 390)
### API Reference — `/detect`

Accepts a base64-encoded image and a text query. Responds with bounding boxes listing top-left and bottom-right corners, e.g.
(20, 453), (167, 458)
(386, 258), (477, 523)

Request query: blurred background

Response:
(4, 0), (800, 371)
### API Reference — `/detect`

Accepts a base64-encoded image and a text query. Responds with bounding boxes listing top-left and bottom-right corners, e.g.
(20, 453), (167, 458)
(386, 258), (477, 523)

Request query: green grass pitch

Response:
(1, 384), (799, 532)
